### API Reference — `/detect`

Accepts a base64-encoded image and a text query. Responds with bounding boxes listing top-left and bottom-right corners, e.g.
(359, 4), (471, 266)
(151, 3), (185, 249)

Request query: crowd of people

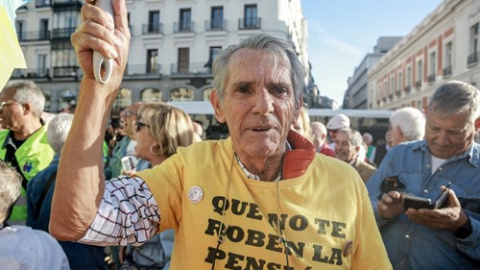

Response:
(0, 1), (479, 269)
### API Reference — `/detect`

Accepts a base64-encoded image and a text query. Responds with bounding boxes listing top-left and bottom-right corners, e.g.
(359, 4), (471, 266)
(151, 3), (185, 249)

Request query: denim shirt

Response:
(27, 155), (107, 270)
(366, 140), (480, 270)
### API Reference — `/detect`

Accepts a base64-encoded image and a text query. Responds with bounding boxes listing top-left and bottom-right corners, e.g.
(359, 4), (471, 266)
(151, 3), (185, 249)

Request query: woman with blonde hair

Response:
(121, 102), (195, 270)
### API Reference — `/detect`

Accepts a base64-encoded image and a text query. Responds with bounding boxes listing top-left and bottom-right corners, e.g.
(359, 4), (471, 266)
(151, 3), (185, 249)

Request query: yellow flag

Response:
(0, 5), (27, 90)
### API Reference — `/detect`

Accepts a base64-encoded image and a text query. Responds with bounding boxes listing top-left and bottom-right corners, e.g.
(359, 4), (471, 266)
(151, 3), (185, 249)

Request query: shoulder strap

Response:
(10, 154), (29, 191)
(34, 172), (57, 217)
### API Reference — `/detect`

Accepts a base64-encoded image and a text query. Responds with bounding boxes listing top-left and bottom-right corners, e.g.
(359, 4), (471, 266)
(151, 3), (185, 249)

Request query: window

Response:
(416, 60), (423, 87)
(170, 87), (194, 101)
(179, 8), (192, 32)
(40, 19), (49, 40)
(113, 88), (133, 111)
(406, 66), (412, 87)
(210, 6), (224, 30)
(178, 48), (190, 73)
(37, 54), (47, 76)
(146, 49), (158, 73)
(397, 71), (403, 95)
(16, 20), (24, 41)
(383, 81), (387, 101)
(444, 41), (453, 76)
(141, 88), (162, 103)
(51, 41), (77, 77)
(205, 46), (221, 69)
(429, 52), (436, 82)
(148, 11), (160, 33)
(390, 77), (394, 99)
(468, 23), (479, 65)
(244, 4), (258, 28)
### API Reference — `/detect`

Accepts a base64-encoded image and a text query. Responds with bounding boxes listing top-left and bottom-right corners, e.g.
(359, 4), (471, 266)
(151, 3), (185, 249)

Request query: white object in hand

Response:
(93, 0), (114, 84)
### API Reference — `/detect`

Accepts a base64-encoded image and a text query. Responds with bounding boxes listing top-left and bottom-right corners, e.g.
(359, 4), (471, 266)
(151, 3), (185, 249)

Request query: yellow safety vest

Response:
(0, 126), (54, 223)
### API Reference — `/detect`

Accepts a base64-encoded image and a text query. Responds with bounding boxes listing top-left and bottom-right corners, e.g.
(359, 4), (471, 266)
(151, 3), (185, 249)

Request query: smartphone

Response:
(121, 156), (137, 172)
(403, 184), (450, 210)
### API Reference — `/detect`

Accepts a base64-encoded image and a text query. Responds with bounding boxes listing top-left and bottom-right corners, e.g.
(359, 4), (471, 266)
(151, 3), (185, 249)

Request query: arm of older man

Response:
(50, 0), (130, 241)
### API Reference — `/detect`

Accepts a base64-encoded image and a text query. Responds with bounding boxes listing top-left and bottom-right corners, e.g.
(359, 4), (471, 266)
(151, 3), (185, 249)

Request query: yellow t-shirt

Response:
(138, 138), (392, 270)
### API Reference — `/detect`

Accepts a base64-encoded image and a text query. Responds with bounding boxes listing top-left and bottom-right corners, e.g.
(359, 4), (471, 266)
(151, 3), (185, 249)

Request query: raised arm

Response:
(50, 0), (130, 241)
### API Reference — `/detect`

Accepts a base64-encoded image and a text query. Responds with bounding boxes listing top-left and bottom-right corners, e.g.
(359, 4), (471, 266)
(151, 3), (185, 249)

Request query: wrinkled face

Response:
(133, 118), (157, 162)
(211, 49), (299, 160)
(335, 132), (357, 162)
(0, 88), (25, 131)
(425, 107), (478, 159)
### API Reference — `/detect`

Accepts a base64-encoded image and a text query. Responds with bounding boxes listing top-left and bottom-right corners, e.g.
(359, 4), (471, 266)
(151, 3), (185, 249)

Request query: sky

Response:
(300, 0), (444, 106)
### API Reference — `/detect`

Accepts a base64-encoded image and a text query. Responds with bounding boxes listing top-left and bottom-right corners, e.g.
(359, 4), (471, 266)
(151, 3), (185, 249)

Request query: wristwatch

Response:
(453, 215), (473, 239)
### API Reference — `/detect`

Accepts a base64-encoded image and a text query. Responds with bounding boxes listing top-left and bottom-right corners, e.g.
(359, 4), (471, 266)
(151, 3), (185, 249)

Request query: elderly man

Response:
(388, 107), (425, 146)
(0, 80), (54, 224)
(335, 128), (376, 183)
(0, 161), (69, 269)
(311, 121), (335, 157)
(50, 2), (391, 269)
(326, 113), (350, 149)
(366, 81), (480, 269)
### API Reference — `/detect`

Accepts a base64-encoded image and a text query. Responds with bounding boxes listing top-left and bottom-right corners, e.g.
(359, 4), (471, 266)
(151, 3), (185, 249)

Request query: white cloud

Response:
(309, 21), (364, 58)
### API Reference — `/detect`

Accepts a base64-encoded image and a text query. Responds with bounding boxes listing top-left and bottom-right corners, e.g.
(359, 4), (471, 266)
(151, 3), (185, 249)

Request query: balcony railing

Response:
(443, 65), (452, 77)
(125, 64), (162, 77)
(142, 23), (163, 35)
(52, 0), (81, 11)
(238, 17), (261, 30)
(467, 51), (479, 65)
(17, 30), (51, 42)
(11, 68), (50, 79)
(415, 80), (422, 89)
(174, 21), (194, 33)
(205, 19), (226, 31)
(404, 86), (411, 93)
(428, 74), (436, 83)
(53, 66), (80, 78)
(52, 27), (75, 39)
(170, 62), (213, 76)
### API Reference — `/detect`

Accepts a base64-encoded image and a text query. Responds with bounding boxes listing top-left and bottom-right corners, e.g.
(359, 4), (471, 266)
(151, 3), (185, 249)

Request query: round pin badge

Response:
(188, 186), (203, 203)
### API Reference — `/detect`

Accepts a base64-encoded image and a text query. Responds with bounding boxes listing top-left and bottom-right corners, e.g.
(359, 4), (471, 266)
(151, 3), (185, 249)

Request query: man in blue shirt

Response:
(367, 80), (480, 270)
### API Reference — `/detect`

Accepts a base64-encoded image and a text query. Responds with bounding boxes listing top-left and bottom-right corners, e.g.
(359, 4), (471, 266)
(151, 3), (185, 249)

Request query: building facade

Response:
(343, 36), (402, 109)
(13, 0), (310, 113)
(368, 0), (480, 111)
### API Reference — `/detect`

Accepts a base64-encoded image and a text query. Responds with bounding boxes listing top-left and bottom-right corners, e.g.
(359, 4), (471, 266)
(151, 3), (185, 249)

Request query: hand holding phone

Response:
(121, 156), (138, 172)
(403, 184), (450, 211)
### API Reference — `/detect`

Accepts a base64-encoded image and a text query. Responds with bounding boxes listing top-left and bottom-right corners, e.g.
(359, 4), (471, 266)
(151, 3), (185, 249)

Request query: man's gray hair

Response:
(389, 107), (425, 141)
(212, 33), (305, 104)
(428, 80), (480, 122)
(338, 128), (363, 147)
(47, 113), (73, 153)
(0, 161), (22, 223)
(3, 80), (45, 118)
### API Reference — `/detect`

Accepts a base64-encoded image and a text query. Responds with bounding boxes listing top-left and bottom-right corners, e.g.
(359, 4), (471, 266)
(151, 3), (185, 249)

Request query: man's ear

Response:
(22, 102), (31, 116)
(210, 89), (226, 123)
(475, 117), (480, 131)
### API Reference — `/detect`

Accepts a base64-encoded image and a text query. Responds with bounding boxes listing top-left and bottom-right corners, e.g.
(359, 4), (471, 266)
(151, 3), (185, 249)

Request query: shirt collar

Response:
(234, 142), (292, 181)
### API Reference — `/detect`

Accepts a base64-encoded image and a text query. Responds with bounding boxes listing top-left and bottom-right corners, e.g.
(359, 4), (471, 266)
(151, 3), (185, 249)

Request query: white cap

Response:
(326, 114), (350, 130)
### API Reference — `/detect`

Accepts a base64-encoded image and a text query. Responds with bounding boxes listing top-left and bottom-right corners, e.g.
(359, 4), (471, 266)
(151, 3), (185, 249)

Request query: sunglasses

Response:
(135, 121), (150, 132)
(0, 101), (21, 111)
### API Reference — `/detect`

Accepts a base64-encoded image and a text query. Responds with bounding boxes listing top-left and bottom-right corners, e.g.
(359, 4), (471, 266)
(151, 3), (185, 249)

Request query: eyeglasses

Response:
(0, 101), (21, 111)
(135, 121), (150, 132)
